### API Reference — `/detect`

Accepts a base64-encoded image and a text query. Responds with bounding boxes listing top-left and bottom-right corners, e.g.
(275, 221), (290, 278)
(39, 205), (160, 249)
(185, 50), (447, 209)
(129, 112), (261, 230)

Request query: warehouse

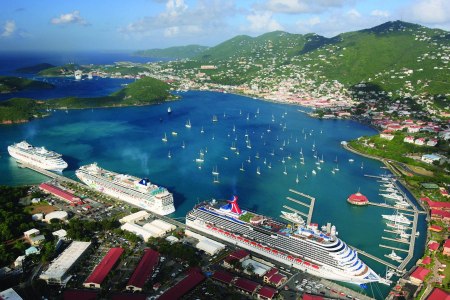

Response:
(39, 183), (83, 206)
(40, 241), (91, 285)
(142, 223), (166, 237)
(119, 211), (149, 224)
(120, 223), (153, 242)
(84, 248), (124, 289)
(126, 249), (160, 292)
(148, 219), (176, 233)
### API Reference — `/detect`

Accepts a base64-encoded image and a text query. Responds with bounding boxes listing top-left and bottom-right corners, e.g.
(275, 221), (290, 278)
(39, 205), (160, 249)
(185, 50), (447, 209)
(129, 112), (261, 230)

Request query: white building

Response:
(39, 241), (91, 285)
(119, 211), (149, 224)
(0, 288), (23, 300)
(121, 222), (153, 242)
(147, 219), (176, 233)
(23, 228), (40, 238)
(44, 211), (68, 223)
(185, 230), (226, 255)
(142, 223), (166, 237)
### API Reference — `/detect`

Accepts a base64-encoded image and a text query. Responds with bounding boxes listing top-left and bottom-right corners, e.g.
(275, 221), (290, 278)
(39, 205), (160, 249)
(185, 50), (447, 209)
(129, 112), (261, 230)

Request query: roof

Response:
(0, 288), (23, 300)
(431, 209), (450, 219)
(39, 183), (81, 204)
(426, 288), (450, 300)
(23, 228), (39, 236)
(229, 249), (249, 260)
(429, 225), (443, 232)
(302, 294), (324, 300)
(410, 266), (430, 281)
(149, 219), (176, 232)
(110, 294), (147, 300)
(196, 239), (225, 255)
(212, 270), (234, 284)
(348, 192), (368, 203)
(269, 273), (286, 284)
(121, 223), (153, 241)
(422, 257), (432, 265)
(264, 268), (278, 278)
(127, 249), (159, 289)
(234, 277), (259, 293)
(158, 268), (205, 300)
(85, 248), (124, 285)
(40, 241), (91, 282)
(428, 241), (439, 251)
(422, 198), (450, 209)
(444, 239), (450, 249)
(258, 286), (277, 299)
(119, 211), (149, 224)
(63, 290), (98, 300)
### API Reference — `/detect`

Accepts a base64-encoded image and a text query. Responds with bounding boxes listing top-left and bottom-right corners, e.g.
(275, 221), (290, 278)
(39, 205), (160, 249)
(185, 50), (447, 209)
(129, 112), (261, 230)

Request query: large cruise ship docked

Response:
(76, 163), (175, 215)
(186, 196), (384, 285)
(8, 141), (68, 172)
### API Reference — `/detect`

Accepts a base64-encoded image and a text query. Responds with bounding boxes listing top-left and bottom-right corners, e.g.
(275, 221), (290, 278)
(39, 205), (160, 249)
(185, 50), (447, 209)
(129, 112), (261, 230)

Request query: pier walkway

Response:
(367, 201), (426, 214)
(350, 245), (399, 271)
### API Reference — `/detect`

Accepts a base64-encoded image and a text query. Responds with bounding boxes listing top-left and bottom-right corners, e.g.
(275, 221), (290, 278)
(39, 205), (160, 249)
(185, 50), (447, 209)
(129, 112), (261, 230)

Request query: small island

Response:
(0, 76), (54, 94)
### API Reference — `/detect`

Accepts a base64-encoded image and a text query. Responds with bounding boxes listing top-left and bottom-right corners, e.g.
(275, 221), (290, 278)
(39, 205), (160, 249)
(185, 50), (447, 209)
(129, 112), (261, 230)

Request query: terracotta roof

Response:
(428, 241), (439, 251)
(85, 248), (124, 286)
(264, 268), (278, 278)
(234, 277), (259, 293)
(269, 273), (286, 284)
(212, 270), (234, 284)
(422, 257), (431, 265)
(127, 249), (159, 289)
(229, 249), (249, 260)
(39, 183), (82, 205)
(302, 294), (325, 300)
(158, 268), (205, 300)
(426, 288), (450, 300)
(429, 225), (443, 232)
(410, 266), (430, 281)
(431, 209), (450, 218)
(258, 286), (277, 299)
(444, 239), (450, 249)
(422, 198), (450, 209)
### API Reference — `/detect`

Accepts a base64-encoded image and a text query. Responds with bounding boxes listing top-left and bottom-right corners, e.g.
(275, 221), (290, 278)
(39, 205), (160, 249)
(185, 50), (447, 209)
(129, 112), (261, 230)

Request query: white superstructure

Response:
(382, 213), (411, 225)
(8, 141), (68, 172)
(76, 163), (175, 215)
(186, 196), (382, 285)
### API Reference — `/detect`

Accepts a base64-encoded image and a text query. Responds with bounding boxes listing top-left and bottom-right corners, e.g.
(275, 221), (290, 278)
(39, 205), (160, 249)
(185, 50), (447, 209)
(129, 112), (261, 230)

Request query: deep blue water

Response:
(0, 53), (427, 299)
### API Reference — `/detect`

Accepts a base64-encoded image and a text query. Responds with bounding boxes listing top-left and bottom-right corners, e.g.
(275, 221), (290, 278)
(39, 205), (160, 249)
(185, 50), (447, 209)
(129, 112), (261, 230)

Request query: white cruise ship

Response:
(186, 196), (383, 285)
(8, 141), (68, 172)
(76, 163), (175, 215)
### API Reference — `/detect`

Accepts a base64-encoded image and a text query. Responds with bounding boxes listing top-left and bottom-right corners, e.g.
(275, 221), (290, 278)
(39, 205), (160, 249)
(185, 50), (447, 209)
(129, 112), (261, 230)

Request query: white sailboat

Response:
(185, 119), (192, 128)
(256, 167), (261, 175)
(296, 174), (299, 184)
(212, 115), (218, 122)
(200, 126), (204, 134)
(213, 174), (220, 183)
(168, 151), (171, 159)
(195, 150), (204, 163)
(212, 166), (219, 176)
(162, 133), (168, 143)
(283, 166), (287, 175)
(230, 142), (237, 151)
(268, 162), (272, 169)
(240, 163), (245, 172)
(312, 169), (316, 175)
(181, 141), (186, 149)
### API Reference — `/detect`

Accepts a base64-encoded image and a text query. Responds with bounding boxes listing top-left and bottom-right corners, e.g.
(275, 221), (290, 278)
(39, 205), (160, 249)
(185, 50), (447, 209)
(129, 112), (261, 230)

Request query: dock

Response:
(381, 236), (410, 245)
(350, 246), (399, 271)
(367, 201), (426, 214)
(379, 244), (409, 253)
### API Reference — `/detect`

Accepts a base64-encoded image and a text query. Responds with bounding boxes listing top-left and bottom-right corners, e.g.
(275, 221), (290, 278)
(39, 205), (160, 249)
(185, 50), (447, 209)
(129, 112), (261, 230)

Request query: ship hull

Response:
(8, 146), (67, 172)
(76, 171), (175, 216)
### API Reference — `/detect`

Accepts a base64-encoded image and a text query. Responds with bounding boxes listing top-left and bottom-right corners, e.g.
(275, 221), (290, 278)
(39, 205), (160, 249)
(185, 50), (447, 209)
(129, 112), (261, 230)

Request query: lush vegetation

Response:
(0, 98), (43, 124)
(38, 64), (81, 76)
(16, 63), (55, 74)
(135, 44), (209, 59)
(0, 76), (53, 93)
(47, 76), (173, 109)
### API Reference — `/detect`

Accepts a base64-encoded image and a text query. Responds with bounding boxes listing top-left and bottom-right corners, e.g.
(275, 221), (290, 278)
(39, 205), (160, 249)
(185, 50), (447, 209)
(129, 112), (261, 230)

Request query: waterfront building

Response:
(126, 249), (160, 292)
(426, 288), (450, 300)
(409, 266), (430, 285)
(347, 192), (369, 205)
(84, 248), (124, 289)
(39, 183), (83, 206)
(158, 268), (205, 300)
(119, 211), (149, 224)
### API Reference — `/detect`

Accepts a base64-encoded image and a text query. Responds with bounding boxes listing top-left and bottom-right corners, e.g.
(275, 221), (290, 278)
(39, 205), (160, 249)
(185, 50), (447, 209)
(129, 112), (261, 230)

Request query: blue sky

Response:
(1, 0), (449, 51)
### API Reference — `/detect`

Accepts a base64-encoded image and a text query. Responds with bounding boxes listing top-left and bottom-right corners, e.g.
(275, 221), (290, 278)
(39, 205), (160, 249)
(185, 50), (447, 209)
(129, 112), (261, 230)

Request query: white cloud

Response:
(347, 9), (361, 19)
(407, 0), (450, 24)
(120, 0), (236, 39)
(51, 10), (90, 26)
(370, 9), (389, 18)
(246, 11), (284, 32)
(1, 20), (16, 37)
(263, 0), (353, 14)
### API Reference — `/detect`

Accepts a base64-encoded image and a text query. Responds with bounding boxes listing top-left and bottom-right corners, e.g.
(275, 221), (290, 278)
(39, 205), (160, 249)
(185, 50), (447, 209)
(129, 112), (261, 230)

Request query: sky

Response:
(0, 0), (449, 52)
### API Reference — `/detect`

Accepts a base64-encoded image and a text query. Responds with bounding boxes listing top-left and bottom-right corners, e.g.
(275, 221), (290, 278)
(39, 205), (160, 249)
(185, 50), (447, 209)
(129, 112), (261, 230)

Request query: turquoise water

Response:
(0, 88), (426, 298)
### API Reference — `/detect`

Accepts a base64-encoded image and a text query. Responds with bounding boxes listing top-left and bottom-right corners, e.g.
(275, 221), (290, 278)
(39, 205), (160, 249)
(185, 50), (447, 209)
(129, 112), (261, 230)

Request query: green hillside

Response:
(0, 98), (42, 123)
(16, 63), (55, 74)
(0, 76), (54, 93)
(135, 44), (209, 59)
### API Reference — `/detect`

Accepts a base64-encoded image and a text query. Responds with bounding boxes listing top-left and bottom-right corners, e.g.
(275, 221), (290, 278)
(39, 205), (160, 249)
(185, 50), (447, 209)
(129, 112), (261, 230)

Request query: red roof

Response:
(429, 225), (443, 232)
(444, 239), (450, 249)
(212, 270), (234, 284)
(258, 286), (277, 299)
(422, 257), (432, 265)
(427, 288), (450, 300)
(348, 192), (368, 203)
(269, 273), (286, 285)
(431, 209), (450, 218)
(230, 249), (249, 260)
(264, 268), (278, 278)
(428, 241), (439, 251)
(410, 266), (430, 281)
(302, 294), (325, 300)
(39, 183), (82, 204)
(422, 198), (450, 210)
(127, 249), (159, 289)
(234, 277), (259, 293)
(158, 268), (205, 300)
(85, 248), (124, 286)
(111, 294), (147, 300)
(63, 290), (98, 300)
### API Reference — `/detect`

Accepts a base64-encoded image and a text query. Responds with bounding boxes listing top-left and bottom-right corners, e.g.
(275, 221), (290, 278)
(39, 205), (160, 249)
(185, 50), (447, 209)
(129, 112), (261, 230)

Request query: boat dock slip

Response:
(381, 236), (410, 245)
(350, 246), (398, 271)
(19, 163), (79, 184)
(379, 244), (409, 253)
(287, 189), (315, 225)
(398, 211), (419, 270)
(367, 201), (426, 214)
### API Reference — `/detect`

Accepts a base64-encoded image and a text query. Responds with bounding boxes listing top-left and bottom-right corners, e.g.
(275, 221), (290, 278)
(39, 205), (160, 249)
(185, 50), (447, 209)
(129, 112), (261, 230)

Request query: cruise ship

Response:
(186, 196), (383, 285)
(76, 163), (175, 215)
(8, 141), (68, 172)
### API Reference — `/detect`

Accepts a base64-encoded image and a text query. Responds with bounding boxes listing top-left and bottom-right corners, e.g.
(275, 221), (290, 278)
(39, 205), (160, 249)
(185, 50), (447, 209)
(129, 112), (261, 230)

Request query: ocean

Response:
(0, 52), (426, 298)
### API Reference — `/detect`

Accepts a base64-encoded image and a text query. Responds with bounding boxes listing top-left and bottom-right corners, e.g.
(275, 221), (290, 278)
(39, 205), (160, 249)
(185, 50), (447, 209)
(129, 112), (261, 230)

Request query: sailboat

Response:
(240, 163), (245, 172)
(319, 154), (324, 163)
(195, 150), (204, 163)
(213, 174), (220, 183)
(212, 115), (218, 122)
(283, 166), (287, 175)
(246, 113), (249, 120)
(268, 162), (272, 169)
(200, 126), (204, 134)
(246, 139), (252, 149)
(162, 133), (168, 142)
(335, 164), (340, 172)
(168, 151), (171, 159)
(361, 162), (364, 170)
(212, 166), (219, 176)
(304, 172), (308, 178)
(230, 142), (236, 151)
(181, 141), (186, 149)
(256, 167), (261, 175)
(185, 119), (192, 128)
(255, 152), (260, 159)
(167, 107), (172, 114)
(247, 156), (251, 163)
(267, 125), (271, 133)
(232, 124), (236, 132)
(311, 169), (316, 175)
(295, 174), (299, 184)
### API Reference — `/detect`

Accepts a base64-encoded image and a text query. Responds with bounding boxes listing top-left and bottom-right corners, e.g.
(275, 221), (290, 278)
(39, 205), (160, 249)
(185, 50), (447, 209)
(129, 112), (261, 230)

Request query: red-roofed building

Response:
(426, 287), (450, 300)
(410, 266), (430, 285)
(257, 286), (277, 300)
(126, 249), (160, 292)
(263, 268), (278, 283)
(39, 183), (83, 206)
(302, 294), (324, 300)
(429, 225), (443, 232)
(421, 257), (432, 265)
(268, 273), (287, 287)
(430, 209), (450, 224)
(234, 277), (260, 295)
(443, 239), (450, 256)
(421, 198), (450, 211)
(84, 248), (124, 288)
(158, 268), (205, 300)
(211, 270), (235, 285)
(428, 241), (439, 252)
(63, 290), (98, 300)
(223, 256), (238, 269)
(229, 249), (250, 261)
(347, 192), (369, 205)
